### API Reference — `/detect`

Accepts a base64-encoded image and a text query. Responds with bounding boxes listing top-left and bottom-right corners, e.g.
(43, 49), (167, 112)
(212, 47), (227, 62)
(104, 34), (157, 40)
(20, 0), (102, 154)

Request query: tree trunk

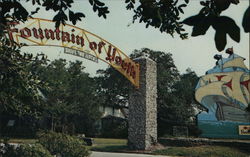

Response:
(51, 116), (54, 131)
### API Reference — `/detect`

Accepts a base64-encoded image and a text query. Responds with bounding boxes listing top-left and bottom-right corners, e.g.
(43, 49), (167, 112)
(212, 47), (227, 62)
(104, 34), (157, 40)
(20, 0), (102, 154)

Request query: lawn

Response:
(91, 139), (250, 157)
(153, 145), (250, 157)
(0, 138), (37, 144)
(2, 138), (250, 157)
(90, 138), (128, 152)
(93, 138), (127, 145)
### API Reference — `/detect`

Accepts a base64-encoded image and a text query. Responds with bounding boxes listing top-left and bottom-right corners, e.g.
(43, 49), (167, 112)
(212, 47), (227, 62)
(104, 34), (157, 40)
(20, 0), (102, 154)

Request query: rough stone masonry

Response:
(128, 56), (157, 150)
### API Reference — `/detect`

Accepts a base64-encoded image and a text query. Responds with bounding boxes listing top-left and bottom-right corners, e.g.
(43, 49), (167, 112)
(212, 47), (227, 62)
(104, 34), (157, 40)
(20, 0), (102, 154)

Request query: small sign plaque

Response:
(64, 47), (98, 63)
(239, 125), (250, 135)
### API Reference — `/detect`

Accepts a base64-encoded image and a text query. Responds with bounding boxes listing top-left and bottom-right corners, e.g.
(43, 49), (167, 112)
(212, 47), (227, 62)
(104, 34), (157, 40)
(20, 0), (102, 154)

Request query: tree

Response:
(34, 59), (102, 135)
(0, 41), (47, 118)
(96, 68), (130, 108)
(0, 37), (49, 137)
(36, 59), (72, 132)
(0, 0), (109, 29)
(172, 68), (199, 106)
(0, 0), (248, 51)
(126, 0), (189, 39)
(67, 60), (102, 135)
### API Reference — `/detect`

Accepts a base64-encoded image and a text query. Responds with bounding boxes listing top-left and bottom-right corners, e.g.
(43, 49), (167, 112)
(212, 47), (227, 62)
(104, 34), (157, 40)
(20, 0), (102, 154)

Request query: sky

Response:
(21, 0), (249, 77)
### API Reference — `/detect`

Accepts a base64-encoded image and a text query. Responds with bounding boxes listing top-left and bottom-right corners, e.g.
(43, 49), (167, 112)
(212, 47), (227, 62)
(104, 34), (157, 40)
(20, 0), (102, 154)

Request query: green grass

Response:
(153, 145), (250, 157)
(0, 137), (128, 152)
(90, 138), (128, 152)
(0, 137), (127, 146)
(93, 138), (127, 145)
(0, 138), (37, 144)
(3, 138), (249, 157)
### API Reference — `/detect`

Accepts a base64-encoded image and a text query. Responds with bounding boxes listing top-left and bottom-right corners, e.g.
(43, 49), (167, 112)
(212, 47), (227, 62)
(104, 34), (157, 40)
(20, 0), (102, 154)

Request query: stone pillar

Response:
(128, 56), (157, 150)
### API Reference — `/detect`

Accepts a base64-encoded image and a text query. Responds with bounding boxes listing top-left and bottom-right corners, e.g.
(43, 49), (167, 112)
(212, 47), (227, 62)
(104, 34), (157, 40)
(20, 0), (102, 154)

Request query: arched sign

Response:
(7, 18), (140, 88)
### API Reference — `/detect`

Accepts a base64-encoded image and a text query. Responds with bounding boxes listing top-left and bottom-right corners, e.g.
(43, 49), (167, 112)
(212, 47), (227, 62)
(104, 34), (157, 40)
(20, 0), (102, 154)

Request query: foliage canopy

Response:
(0, 0), (248, 51)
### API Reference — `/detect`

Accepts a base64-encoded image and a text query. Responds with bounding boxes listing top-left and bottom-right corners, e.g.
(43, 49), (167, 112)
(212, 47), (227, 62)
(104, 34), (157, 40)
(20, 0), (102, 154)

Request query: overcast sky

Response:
(21, 0), (249, 77)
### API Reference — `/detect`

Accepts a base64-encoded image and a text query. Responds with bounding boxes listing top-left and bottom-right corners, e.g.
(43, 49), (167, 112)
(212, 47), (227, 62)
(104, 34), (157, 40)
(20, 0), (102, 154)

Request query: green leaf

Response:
(103, 13), (107, 19)
(174, 0), (178, 6)
(89, 0), (94, 5)
(215, 30), (227, 52)
(174, 7), (179, 16)
(95, 0), (105, 6)
(53, 11), (68, 27)
(31, 7), (40, 15)
(242, 7), (250, 33)
(93, 4), (97, 12)
(200, 1), (206, 6)
(178, 4), (187, 8)
(69, 10), (74, 21)
(75, 12), (85, 18)
(227, 23), (240, 42)
(212, 16), (230, 31)
(191, 16), (213, 36)
(69, 11), (85, 25)
(230, 0), (239, 5)
(214, 0), (231, 12)
(178, 7), (184, 14)
(212, 16), (240, 42)
(191, 24), (207, 36)
(182, 15), (203, 26)
(178, 4), (187, 14)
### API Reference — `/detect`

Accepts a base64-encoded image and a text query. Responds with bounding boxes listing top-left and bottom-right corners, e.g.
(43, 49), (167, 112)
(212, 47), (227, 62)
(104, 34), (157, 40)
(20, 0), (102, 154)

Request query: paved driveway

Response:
(90, 151), (170, 157)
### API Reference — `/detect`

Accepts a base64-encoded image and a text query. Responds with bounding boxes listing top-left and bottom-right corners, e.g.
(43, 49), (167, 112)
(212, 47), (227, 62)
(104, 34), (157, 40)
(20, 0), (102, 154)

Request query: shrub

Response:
(38, 131), (90, 157)
(16, 144), (53, 157)
(0, 143), (52, 157)
(188, 125), (202, 137)
(0, 141), (16, 157)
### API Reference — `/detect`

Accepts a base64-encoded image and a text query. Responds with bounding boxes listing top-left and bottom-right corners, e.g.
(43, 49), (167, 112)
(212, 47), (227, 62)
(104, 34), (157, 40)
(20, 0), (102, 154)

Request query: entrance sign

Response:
(7, 18), (140, 88)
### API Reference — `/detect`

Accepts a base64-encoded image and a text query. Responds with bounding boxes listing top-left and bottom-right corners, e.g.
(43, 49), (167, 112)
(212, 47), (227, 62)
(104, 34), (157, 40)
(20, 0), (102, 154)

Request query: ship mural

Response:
(195, 48), (250, 139)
